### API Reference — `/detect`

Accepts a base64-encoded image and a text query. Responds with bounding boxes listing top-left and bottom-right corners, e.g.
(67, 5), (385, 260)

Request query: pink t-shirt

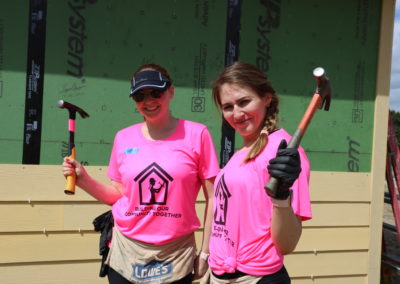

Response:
(209, 129), (312, 275)
(107, 119), (219, 245)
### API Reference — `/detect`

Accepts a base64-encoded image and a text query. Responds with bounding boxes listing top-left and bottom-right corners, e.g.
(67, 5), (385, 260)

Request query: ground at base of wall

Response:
(381, 201), (400, 284)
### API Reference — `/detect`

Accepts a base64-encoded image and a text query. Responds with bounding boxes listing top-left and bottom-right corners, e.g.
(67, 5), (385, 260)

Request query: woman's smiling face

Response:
(134, 86), (174, 122)
(219, 83), (271, 144)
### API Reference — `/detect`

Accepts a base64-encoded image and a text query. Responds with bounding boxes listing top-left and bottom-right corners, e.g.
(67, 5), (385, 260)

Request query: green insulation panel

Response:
(0, 1), (28, 164)
(0, 0), (381, 173)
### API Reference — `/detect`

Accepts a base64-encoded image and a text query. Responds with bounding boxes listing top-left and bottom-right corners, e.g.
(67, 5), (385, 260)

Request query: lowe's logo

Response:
(132, 260), (172, 280)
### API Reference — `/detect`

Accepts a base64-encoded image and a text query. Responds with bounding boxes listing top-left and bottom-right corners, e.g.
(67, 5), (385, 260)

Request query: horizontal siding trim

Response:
(291, 275), (366, 284)
(0, 165), (371, 202)
(309, 171), (370, 202)
(0, 203), (110, 232)
(0, 164), (108, 201)
(285, 251), (369, 277)
(0, 228), (369, 265)
(0, 261), (107, 284)
(306, 203), (370, 227)
(0, 202), (369, 232)
(0, 251), (368, 283)
(0, 233), (100, 264)
(295, 227), (369, 252)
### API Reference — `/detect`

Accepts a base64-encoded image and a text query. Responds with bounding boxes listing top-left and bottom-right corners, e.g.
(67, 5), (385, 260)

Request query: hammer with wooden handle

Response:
(265, 67), (332, 198)
(58, 100), (90, 195)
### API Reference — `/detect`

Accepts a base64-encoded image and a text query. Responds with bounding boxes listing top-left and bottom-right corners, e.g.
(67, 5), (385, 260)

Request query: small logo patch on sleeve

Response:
(124, 147), (139, 154)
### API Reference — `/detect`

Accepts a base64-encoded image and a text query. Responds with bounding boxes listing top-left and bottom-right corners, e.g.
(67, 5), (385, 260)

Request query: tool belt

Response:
(105, 227), (196, 283)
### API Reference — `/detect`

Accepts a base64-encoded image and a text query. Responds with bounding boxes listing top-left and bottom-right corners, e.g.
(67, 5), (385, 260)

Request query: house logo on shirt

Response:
(134, 162), (173, 205)
(214, 174), (231, 225)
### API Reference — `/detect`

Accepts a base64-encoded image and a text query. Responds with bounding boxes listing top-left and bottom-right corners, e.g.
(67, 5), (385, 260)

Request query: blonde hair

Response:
(212, 61), (279, 162)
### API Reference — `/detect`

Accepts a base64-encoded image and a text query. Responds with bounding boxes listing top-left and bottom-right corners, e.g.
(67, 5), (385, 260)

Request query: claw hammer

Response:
(265, 67), (332, 197)
(58, 100), (90, 195)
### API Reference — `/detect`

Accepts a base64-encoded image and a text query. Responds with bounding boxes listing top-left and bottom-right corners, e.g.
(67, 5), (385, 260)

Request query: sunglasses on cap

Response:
(132, 89), (165, 103)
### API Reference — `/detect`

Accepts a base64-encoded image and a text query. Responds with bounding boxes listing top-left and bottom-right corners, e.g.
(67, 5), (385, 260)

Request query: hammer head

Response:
(313, 67), (331, 111)
(58, 100), (90, 119)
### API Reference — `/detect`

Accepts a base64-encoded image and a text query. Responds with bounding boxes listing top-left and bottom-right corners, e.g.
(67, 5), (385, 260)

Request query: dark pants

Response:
(257, 266), (290, 284)
(212, 266), (290, 284)
(107, 267), (193, 284)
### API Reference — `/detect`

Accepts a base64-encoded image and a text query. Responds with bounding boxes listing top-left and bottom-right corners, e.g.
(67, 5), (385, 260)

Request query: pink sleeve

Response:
(198, 127), (220, 180)
(107, 133), (122, 182)
(291, 146), (312, 221)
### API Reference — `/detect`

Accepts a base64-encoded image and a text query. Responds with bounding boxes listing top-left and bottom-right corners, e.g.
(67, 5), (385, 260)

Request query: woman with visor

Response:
(62, 64), (219, 283)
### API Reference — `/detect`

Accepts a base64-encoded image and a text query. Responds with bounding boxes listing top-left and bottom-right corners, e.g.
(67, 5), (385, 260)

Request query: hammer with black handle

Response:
(265, 67), (332, 197)
(58, 100), (90, 195)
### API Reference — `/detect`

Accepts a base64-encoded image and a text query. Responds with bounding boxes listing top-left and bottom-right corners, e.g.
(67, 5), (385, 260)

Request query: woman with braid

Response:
(208, 62), (312, 283)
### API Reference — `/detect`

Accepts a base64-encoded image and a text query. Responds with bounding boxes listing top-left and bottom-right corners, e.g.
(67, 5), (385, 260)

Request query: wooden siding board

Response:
(0, 202), (369, 232)
(62, 204), (111, 230)
(295, 227), (370, 252)
(0, 262), (107, 284)
(309, 172), (371, 202)
(0, 228), (369, 264)
(0, 165), (108, 201)
(0, 233), (100, 263)
(0, 204), (110, 232)
(0, 262), (366, 284)
(0, 165), (371, 202)
(291, 276), (366, 284)
(0, 242), (369, 281)
(305, 203), (370, 227)
(285, 251), (369, 277)
(0, 231), (205, 265)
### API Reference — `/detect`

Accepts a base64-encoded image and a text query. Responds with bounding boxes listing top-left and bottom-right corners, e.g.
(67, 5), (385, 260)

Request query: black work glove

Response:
(267, 139), (301, 200)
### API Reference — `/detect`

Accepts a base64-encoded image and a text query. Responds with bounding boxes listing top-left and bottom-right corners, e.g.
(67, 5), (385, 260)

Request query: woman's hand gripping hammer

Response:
(58, 100), (90, 195)
(265, 67), (332, 199)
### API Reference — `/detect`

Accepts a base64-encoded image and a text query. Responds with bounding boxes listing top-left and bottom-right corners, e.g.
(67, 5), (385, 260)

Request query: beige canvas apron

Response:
(105, 227), (196, 283)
